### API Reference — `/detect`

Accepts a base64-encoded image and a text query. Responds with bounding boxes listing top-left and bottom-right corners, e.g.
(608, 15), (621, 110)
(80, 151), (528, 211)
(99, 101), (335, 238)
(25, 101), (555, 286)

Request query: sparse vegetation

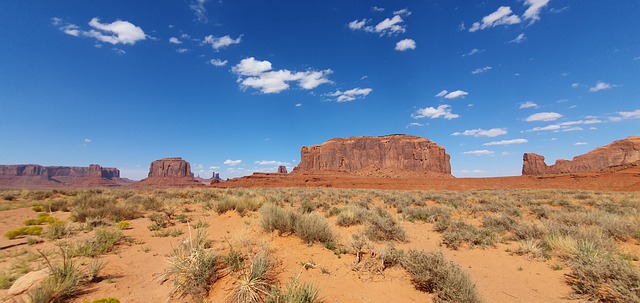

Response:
(5, 226), (43, 239)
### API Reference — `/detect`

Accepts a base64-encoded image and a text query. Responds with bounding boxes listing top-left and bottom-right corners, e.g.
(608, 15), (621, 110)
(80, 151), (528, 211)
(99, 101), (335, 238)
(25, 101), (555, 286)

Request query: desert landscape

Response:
(0, 134), (639, 303)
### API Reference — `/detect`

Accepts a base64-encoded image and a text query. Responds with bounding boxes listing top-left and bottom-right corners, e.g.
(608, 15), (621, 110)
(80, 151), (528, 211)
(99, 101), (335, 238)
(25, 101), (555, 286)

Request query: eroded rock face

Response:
(0, 164), (120, 179)
(277, 165), (288, 174)
(147, 157), (193, 178)
(522, 136), (640, 175)
(135, 157), (202, 187)
(293, 134), (451, 176)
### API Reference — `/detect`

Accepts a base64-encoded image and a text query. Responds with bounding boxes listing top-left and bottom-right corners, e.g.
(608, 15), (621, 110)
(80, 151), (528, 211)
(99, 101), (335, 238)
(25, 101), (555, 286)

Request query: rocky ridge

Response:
(293, 134), (451, 177)
(0, 164), (124, 187)
(522, 136), (640, 175)
(135, 157), (202, 187)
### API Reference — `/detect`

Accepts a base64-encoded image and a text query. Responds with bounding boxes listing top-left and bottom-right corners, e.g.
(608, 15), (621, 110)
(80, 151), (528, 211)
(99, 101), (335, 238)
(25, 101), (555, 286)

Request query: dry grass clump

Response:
(260, 204), (335, 245)
(335, 205), (369, 227)
(215, 195), (263, 216)
(401, 206), (452, 223)
(440, 220), (498, 250)
(365, 207), (406, 242)
(402, 250), (481, 303)
(164, 228), (218, 301)
(228, 249), (277, 303)
(266, 277), (323, 303)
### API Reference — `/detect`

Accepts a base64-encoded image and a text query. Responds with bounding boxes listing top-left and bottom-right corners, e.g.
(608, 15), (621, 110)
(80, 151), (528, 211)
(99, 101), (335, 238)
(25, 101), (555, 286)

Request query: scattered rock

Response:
(522, 136), (640, 175)
(293, 134), (451, 177)
(8, 268), (50, 296)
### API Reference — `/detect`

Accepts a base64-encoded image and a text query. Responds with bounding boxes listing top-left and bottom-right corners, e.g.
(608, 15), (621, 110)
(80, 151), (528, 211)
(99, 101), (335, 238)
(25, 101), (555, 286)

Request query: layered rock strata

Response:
(522, 136), (640, 175)
(293, 134), (451, 176)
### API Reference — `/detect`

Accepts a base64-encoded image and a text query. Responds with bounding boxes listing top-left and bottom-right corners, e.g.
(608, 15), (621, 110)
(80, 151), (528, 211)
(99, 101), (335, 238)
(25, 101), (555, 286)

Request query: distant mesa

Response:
(277, 165), (288, 174)
(134, 157), (202, 187)
(292, 134), (452, 177)
(0, 164), (127, 187)
(522, 136), (640, 175)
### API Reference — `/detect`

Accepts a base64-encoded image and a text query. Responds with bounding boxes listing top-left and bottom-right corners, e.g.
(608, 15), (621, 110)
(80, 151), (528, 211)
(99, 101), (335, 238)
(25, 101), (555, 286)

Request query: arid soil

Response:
(1, 188), (638, 303)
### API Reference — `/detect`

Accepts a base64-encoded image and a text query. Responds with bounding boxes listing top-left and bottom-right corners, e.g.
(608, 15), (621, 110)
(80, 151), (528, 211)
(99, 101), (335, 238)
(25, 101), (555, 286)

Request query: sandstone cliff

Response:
(522, 136), (640, 175)
(293, 134), (451, 176)
(135, 157), (202, 187)
(0, 164), (123, 187)
(277, 165), (288, 174)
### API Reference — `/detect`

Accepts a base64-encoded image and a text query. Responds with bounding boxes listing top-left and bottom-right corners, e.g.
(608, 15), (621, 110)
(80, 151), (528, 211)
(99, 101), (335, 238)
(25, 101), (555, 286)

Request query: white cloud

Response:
(611, 109), (640, 120)
(224, 159), (242, 166)
(393, 8), (412, 16)
(524, 119), (603, 132)
(112, 48), (126, 55)
(571, 83), (580, 88)
(452, 128), (507, 137)
(444, 90), (469, 99)
(519, 101), (538, 109)
(232, 57), (332, 94)
(84, 138), (91, 143)
(52, 18), (81, 37)
(328, 87), (372, 102)
(295, 103), (302, 107)
(176, 48), (189, 54)
(471, 66), (492, 75)
(395, 39), (416, 51)
(483, 139), (528, 146)
(209, 59), (228, 67)
(574, 142), (587, 146)
(589, 81), (613, 92)
(372, 6), (385, 12)
(169, 37), (182, 44)
(255, 160), (290, 166)
(85, 18), (147, 45)
(509, 33), (526, 44)
(372, 15), (406, 35)
(463, 48), (483, 57)
(204, 34), (242, 50)
(525, 112), (562, 122)
(348, 19), (367, 30)
(190, 0), (208, 23)
(462, 150), (495, 156)
(562, 127), (583, 132)
(523, 0), (550, 24)
(412, 105), (459, 120)
(469, 6), (521, 32)
(209, 166), (220, 170)
(435, 90), (448, 98)
(407, 122), (424, 127)
(232, 57), (273, 76)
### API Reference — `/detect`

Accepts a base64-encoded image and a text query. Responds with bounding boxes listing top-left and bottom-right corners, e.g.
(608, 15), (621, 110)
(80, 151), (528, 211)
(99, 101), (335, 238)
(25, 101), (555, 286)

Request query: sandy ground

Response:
(0, 204), (583, 303)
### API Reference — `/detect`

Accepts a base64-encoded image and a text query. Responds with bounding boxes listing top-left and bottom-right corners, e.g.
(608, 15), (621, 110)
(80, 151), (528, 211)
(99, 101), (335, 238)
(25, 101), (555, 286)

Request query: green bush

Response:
(5, 226), (43, 239)
(24, 213), (57, 225)
(402, 250), (481, 303)
(116, 221), (130, 230)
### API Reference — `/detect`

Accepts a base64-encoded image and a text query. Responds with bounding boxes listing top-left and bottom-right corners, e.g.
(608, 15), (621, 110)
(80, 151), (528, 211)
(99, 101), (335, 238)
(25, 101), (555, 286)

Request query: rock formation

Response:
(135, 157), (202, 187)
(277, 165), (288, 174)
(293, 134), (451, 176)
(522, 136), (640, 175)
(0, 164), (124, 187)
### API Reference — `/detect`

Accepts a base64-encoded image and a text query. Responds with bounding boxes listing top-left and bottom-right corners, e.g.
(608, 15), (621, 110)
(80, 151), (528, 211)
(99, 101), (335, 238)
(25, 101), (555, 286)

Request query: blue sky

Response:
(1, 1), (638, 180)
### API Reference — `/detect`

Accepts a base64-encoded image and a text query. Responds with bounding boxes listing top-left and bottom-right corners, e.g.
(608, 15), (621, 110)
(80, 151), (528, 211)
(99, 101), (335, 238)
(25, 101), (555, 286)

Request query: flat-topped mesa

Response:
(135, 157), (202, 187)
(0, 164), (120, 179)
(522, 136), (640, 175)
(147, 157), (193, 178)
(292, 134), (452, 176)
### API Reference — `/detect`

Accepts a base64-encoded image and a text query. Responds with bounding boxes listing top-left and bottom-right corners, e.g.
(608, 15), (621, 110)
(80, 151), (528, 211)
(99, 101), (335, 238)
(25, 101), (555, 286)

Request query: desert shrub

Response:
(229, 250), (277, 303)
(481, 215), (517, 232)
(223, 245), (245, 273)
(87, 259), (106, 282)
(45, 220), (69, 240)
(72, 228), (123, 257)
(29, 248), (82, 303)
(335, 206), (368, 227)
(299, 200), (319, 214)
(46, 200), (70, 212)
(5, 226), (43, 239)
(568, 251), (640, 302)
(266, 277), (322, 303)
(176, 213), (189, 223)
(515, 239), (548, 260)
(164, 229), (217, 301)
(215, 195), (262, 216)
(260, 204), (298, 235)
(89, 299), (120, 303)
(193, 220), (209, 229)
(294, 213), (335, 244)
(32, 205), (44, 212)
(27, 190), (54, 201)
(0, 270), (15, 289)
(401, 206), (451, 223)
(511, 222), (546, 241)
(379, 244), (405, 269)
(24, 213), (57, 225)
(365, 207), (406, 242)
(402, 250), (481, 303)
(116, 221), (129, 230)
(440, 221), (498, 249)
